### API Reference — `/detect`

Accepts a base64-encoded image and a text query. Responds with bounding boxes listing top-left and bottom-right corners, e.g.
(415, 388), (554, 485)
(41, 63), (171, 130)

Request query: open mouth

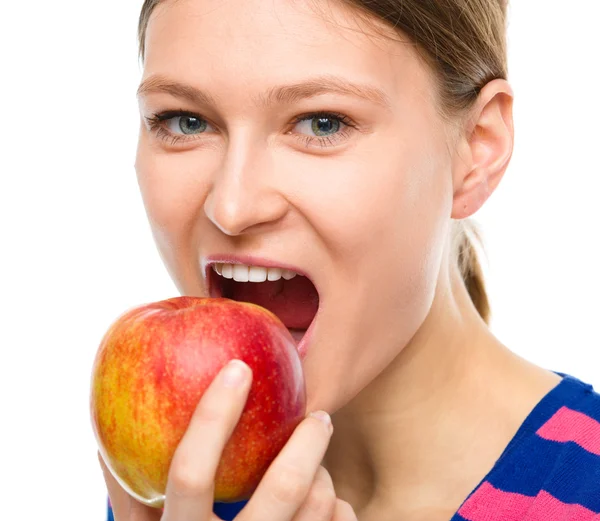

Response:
(207, 261), (319, 356)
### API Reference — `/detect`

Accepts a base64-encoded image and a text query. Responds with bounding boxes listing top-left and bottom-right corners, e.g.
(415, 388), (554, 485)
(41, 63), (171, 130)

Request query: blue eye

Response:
(168, 116), (208, 135)
(312, 117), (341, 136)
(295, 115), (343, 137)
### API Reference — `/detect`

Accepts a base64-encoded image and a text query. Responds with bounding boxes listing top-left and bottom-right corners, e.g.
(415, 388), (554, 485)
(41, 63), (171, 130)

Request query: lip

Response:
(295, 320), (315, 360)
(201, 253), (319, 360)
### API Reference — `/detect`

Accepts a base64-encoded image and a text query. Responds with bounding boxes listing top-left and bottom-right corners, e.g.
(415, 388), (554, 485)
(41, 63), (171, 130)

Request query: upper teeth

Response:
(212, 263), (300, 282)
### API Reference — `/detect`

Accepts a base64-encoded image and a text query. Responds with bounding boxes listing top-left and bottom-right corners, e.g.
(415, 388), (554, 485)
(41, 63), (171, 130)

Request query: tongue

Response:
(228, 276), (318, 329)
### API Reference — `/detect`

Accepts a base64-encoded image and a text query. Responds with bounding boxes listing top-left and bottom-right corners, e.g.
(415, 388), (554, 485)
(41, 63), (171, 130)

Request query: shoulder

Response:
(453, 375), (600, 521)
(529, 375), (600, 507)
(457, 374), (600, 520)
(532, 375), (600, 505)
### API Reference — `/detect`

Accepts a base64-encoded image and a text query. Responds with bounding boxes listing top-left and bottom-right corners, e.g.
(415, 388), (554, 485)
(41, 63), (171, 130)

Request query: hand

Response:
(99, 359), (357, 521)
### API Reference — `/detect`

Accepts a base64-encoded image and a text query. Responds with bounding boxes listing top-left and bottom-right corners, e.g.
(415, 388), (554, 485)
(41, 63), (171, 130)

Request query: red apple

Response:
(90, 296), (306, 508)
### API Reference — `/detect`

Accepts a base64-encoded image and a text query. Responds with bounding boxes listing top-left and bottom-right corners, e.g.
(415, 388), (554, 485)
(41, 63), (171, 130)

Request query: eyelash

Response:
(144, 110), (357, 149)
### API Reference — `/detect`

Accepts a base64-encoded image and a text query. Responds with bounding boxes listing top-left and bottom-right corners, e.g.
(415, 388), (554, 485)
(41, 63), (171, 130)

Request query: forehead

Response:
(145, 0), (434, 94)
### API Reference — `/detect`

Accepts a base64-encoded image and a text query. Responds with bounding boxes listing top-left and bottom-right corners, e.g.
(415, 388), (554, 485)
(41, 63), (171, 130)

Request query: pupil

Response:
(180, 117), (205, 134)
(312, 117), (340, 137)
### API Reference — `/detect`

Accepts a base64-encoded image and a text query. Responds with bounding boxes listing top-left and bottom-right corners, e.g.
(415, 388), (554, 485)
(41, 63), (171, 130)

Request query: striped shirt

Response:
(108, 373), (600, 520)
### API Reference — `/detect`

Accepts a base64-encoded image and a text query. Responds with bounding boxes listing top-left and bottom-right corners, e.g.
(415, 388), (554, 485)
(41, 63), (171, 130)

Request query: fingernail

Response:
(222, 360), (250, 388)
(310, 410), (332, 432)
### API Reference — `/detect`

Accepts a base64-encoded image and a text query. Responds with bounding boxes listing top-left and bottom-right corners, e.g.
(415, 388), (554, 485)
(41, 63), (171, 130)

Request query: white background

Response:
(1, 1), (598, 520)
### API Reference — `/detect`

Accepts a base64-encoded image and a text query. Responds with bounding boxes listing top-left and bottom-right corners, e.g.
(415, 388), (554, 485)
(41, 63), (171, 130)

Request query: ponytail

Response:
(453, 220), (491, 325)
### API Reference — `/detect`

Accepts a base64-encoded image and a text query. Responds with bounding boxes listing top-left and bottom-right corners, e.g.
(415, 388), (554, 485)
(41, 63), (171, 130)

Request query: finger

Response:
(98, 452), (160, 521)
(291, 466), (336, 521)
(332, 499), (358, 521)
(162, 359), (252, 521)
(240, 410), (334, 521)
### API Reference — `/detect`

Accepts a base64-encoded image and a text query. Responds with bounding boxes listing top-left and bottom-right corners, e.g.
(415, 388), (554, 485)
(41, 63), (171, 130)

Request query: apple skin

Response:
(90, 296), (306, 508)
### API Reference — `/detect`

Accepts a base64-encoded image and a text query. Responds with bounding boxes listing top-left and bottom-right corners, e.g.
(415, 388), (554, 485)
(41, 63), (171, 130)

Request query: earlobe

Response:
(451, 79), (514, 220)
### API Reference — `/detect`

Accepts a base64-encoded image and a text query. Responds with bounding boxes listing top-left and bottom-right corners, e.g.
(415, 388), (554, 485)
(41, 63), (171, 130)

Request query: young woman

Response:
(100, 0), (600, 519)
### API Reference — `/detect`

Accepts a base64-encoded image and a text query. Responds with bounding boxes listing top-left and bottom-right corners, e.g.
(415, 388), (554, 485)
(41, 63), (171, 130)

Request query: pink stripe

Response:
(537, 406), (600, 456)
(459, 482), (600, 521)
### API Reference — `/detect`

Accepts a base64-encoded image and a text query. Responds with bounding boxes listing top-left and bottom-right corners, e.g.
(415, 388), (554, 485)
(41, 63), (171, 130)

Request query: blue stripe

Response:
(487, 434), (600, 512)
(450, 514), (470, 521)
(213, 500), (247, 520)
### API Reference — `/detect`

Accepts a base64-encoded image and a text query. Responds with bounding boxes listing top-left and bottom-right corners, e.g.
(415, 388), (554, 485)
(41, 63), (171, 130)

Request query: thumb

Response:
(98, 452), (161, 521)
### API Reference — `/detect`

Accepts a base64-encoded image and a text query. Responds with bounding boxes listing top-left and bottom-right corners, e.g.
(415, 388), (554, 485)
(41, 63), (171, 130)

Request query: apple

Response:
(90, 296), (306, 508)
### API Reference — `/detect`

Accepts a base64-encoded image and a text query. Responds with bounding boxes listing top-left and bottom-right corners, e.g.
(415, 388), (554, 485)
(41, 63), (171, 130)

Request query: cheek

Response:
(136, 145), (205, 231)
(293, 141), (452, 271)
(298, 140), (453, 410)
(341, 150), (450, 323)
(135, 141), (213, 283)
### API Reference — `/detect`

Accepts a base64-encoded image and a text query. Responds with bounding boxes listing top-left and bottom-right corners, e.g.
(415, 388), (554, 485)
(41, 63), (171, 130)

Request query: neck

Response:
(323, 265), (560, 521)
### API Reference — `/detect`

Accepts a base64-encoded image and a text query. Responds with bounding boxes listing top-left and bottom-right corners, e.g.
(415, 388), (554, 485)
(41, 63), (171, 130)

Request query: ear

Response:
(451, 79), (514, 220)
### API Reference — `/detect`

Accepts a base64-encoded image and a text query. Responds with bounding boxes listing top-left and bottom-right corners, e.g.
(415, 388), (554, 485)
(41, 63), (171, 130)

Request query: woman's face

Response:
(136, 0), (456, 413)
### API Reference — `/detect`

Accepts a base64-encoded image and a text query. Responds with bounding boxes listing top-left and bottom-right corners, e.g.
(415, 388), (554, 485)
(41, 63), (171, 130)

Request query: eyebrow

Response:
(137, 74), (391, 110)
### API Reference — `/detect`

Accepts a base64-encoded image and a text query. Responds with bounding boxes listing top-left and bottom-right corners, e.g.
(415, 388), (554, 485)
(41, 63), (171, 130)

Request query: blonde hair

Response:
(138, 0), (506, 325)
(453, 220), (490, 324)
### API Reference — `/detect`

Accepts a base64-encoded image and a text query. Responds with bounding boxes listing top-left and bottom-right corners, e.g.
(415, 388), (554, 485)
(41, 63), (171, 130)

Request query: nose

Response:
(203, 144), (289, 236)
